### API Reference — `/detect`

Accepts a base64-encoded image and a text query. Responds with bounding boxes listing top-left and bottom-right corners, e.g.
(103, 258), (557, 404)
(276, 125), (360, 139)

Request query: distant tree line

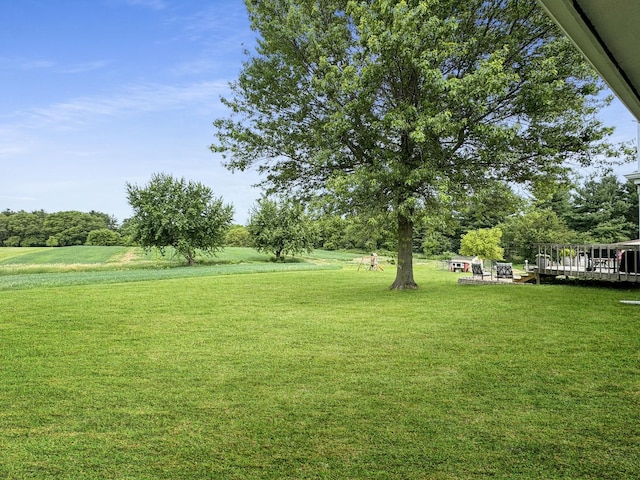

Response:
(299, 170), (640, 261)
(0, 210), (121, 247)
(2, 169), (637, 265)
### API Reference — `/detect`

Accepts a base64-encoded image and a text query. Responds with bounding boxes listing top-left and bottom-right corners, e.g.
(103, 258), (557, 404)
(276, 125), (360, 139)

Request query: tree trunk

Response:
(390, 213), (418, 290)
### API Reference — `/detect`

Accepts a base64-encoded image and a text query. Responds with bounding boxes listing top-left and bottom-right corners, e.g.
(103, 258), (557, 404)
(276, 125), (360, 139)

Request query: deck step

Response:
(514, 273), (536, 283)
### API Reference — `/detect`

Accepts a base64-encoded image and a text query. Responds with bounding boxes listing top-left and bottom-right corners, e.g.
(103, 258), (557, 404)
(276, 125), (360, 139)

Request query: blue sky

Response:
(0, 0), (260, 224)
(0, 0), (638, 225)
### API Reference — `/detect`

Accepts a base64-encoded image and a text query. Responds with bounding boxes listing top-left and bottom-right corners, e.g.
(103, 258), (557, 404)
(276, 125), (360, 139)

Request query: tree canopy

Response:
(126, 173), (234, 265)
(0, 209), (115, 247)
(499, 207), (574, 260)
(460, 227), (504, 261)
(565, 170), (637, 243)
(213, 0), (621, 289)
(248, 196), (316, 261)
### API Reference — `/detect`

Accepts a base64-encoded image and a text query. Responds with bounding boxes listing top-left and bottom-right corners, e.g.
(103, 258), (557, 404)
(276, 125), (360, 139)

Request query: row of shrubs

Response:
(1, 225), (252, 249)
(1, 228), (125, 247)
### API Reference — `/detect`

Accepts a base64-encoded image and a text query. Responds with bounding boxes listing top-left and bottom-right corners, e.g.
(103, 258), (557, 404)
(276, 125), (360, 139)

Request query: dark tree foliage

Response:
(455, 181), (524, 232)
(564, 170), (637, 243)
(499, 207), (574, 260)
(44, 211), (107, 246)
(0, 209), (114, 247)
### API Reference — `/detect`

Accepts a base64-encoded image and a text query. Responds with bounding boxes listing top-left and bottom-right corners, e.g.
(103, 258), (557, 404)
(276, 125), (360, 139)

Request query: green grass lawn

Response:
(0, 246), (130, 265)
(0, 250), (638, 478)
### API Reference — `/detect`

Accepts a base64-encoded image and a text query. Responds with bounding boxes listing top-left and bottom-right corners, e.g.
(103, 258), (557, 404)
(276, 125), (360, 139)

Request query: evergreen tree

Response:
(565, 170), (636, 243)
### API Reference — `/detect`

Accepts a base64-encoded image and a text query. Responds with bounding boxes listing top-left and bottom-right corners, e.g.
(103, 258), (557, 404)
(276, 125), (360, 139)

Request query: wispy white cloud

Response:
(167, 4), (251, 44)
(119, 0), (167, 10)
(10, 57), (110, 74)
(173, 58), (221, 76)
(7, 80), (229, 131)
(0, 195), (39, 203)
(18, 59), (56, 70)
(164, 5), (254, 80)
(0, 122), (32, 157)
(0, 144), (26, 157)
(59, 60), (112, 74)
(0, 80), (231, 162)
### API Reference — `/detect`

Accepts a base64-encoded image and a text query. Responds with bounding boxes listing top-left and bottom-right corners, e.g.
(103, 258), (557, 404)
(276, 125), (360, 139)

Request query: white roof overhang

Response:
(538, 0), (640, 121)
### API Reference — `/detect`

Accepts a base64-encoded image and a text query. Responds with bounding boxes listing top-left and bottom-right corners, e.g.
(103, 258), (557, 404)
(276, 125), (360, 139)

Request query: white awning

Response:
(538, 0), (640, 121)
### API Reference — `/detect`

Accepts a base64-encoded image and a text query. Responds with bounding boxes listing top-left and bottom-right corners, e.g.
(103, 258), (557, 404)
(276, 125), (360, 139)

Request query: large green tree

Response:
(126, 173), (234, 265)
(564, 170), (637, 243)
(3, 210), (46, 246)
(456, 181), (523, 232)
(248, 196), (316, 261)
(212, 0), (619, 289)
(500, 207), (575, 260)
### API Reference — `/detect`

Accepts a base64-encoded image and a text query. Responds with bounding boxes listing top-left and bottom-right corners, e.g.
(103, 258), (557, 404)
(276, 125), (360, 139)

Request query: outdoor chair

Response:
(471, 263), (492, 280)
(495, 262), (514, 280)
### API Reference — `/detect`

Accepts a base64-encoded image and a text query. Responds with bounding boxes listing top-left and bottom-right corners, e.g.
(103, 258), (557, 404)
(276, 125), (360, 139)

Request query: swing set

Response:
(357, 253), (383, 271)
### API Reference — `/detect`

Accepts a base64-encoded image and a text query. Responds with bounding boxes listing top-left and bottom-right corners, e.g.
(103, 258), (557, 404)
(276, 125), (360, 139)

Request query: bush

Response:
(225, 225), (251, 247)
(20, 236), (45, 247)
(86, 229), (122, 246)
(4, 236), (21, 247)
(46, 236), (60, 247)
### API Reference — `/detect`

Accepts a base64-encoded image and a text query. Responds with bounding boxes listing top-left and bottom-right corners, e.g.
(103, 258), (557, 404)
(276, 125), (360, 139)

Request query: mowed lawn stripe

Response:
(0, 246), (130, 266)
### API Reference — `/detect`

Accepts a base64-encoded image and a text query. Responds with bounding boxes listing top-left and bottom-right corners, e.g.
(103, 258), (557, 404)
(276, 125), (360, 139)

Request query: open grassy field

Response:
(1, 247), (638, 478)
(0, 246), (349, 291)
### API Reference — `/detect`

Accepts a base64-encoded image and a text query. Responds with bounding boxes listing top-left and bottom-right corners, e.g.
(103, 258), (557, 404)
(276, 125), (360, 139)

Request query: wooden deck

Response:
(535, 242), (640, 284)
(458, 242), (640, 285)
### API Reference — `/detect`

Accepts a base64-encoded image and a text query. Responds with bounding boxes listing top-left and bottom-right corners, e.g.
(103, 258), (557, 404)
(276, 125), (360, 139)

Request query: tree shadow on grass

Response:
(548, 277), (640, 290)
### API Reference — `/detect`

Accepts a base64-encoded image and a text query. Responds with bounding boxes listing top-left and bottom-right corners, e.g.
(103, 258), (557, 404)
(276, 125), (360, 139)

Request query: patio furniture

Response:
(496, 262), (514, 280)
(471, 263), (492, 280)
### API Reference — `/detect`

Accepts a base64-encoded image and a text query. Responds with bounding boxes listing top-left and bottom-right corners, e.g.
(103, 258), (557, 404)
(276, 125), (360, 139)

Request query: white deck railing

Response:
(536, 243), (640, 283)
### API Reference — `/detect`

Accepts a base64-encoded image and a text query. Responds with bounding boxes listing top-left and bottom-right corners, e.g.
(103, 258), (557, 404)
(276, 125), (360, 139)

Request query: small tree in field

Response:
(126, 173), (234, 265)
(460, 227), (504, 261)
(248, 196), (316, 261)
